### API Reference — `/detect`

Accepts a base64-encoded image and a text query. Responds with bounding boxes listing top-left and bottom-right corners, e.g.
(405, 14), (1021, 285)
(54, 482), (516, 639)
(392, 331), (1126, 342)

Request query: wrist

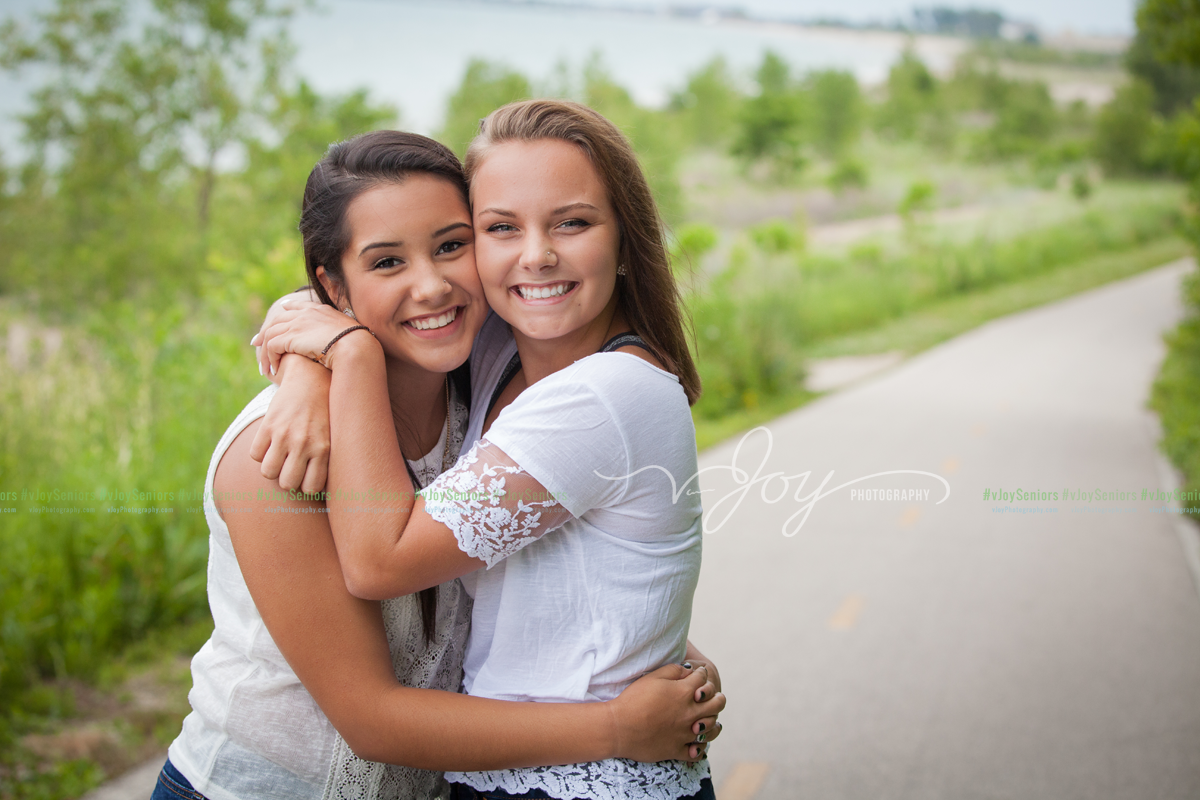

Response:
(325, 327), (380, 370)
(278, 353), (332, 383)
(601, 698), (624, 761)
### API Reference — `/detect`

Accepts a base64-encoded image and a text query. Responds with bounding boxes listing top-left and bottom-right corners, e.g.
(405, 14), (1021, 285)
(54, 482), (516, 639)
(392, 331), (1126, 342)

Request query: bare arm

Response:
(216, 420), (722, 768)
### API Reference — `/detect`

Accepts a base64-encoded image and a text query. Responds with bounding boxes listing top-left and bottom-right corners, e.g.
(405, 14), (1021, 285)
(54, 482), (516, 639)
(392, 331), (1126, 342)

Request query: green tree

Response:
(805, 69), (864, 158)
(1094, 79), (1158, 175)
(437, 58), (531, 158)
(1126, 26), (1200, 116)
(875, 49), (939, 140)
(979, 79), (1058, 158)
(0, 0), (295, 306)
(669, 56), (743, 147)
(581, 55), (683, 221)
(731, 51), (810, 178)
(1137, 0), (1200, 67)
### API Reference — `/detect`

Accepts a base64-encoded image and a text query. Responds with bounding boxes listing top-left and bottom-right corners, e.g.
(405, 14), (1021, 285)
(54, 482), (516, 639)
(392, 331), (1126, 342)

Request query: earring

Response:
(343, 307), (357, 320)
(617, 263), (627, 276)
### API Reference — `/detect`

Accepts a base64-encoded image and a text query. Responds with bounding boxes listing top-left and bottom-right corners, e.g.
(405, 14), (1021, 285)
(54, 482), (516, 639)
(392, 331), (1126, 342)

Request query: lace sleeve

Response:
(419, 440), (574, 569)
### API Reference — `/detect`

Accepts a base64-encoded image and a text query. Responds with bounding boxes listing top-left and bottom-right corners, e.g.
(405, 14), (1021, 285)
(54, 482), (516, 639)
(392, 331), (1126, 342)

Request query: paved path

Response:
(692, 259), (1200, 800)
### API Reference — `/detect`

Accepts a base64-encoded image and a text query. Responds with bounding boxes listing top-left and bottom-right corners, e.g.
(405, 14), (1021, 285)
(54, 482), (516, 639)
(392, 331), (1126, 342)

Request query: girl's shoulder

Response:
(510, 351), (687, 433)
(557, 350), (681, 400)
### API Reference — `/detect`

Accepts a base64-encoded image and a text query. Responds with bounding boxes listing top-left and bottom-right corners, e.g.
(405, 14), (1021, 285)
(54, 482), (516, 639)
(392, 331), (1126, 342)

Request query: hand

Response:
(607, 663), (726, 763)
(254, 289), (315, 383)
(254, 300), (376, 377)
(681, 659), (723, 751)
(249, 356), (332, 493)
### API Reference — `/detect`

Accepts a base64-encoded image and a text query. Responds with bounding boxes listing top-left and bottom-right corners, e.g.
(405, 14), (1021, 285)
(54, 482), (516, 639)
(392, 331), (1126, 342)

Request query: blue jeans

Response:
(450, 776), (717, 800)
(150, 759), (209, 800)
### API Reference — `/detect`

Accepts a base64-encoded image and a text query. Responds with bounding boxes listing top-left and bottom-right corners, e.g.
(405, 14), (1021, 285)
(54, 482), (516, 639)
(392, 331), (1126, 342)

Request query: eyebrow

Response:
(435, 221), (472, 236)
(478, 203), (599, 217)
(359, 241), (400, 256)
(357, 222), (470, 256)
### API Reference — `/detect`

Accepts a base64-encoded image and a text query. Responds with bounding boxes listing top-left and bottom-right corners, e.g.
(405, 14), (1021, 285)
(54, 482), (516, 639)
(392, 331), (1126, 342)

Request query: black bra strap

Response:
(598, 331), (654, 355)
(486, 351), (522, 421)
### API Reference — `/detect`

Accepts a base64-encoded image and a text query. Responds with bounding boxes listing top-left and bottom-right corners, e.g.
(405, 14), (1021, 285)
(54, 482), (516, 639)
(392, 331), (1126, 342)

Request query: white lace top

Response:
(430, 315), (708, 800)
(168, 382), (471, 800)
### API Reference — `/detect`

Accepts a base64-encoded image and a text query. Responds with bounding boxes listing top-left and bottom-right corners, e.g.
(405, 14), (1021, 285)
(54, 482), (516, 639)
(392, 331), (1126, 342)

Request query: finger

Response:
(685, 742), (708, 761)
(692, 716), (719, 738)
(694, 676), (716, 703)
(279, 298), (322, 312)
(277, 451), (306, 493)
(258, 437), (286, 482)
(265, 333), (293, 377)
(643, 662), (693, 682)
(299, 447), (329, 496)
(248, 421), (272, 463)
(693, 691), (726, 720)
(676, 663), (708, 693)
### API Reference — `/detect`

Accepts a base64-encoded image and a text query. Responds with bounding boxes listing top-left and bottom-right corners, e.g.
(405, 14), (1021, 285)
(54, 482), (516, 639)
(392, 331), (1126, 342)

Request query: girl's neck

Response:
(514, 297), (629, 387)
(383, 357), (447, 460)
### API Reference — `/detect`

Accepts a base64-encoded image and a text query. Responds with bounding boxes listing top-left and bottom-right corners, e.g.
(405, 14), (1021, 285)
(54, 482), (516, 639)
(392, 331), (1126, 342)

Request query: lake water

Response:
(288, 0), (966, 133)
(0, 0), (970, 156)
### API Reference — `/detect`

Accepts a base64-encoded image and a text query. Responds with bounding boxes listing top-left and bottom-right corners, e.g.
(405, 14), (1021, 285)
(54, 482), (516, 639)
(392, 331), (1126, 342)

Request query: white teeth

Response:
(518, 283), (571, 300)
(409, 307), (456, 330)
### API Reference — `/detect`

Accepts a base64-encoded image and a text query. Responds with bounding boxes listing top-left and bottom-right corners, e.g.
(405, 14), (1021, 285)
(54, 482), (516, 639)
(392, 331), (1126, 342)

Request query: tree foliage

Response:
(731, 51), (810, 178)
(669, 56), (742, 147)
(437, 58), (531, 158)
(0, 0), (300, 306)
(806, 69), (864, 158)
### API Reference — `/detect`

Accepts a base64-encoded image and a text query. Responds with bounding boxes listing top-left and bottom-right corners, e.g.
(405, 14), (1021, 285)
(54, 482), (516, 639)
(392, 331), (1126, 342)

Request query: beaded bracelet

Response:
(320, 325), (372, 369)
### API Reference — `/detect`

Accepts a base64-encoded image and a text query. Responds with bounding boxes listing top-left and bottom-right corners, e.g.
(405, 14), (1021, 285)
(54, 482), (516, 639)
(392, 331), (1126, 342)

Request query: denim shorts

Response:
(150, 759), (210, 800)
(449, 776), (716, 800)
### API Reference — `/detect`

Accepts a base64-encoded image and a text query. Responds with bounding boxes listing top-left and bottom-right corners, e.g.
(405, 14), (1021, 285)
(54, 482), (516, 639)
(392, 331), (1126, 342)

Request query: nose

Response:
(517, 231), (556, 272)
(410, 258), (450, 304)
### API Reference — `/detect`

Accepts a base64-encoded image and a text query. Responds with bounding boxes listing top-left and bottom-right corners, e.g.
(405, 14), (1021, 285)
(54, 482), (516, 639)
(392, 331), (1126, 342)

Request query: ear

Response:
(315, 266), (345, 309)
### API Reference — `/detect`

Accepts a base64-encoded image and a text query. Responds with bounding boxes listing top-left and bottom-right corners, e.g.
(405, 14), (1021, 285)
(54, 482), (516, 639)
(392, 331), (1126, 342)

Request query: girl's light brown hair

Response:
(464, 99), (701, 405)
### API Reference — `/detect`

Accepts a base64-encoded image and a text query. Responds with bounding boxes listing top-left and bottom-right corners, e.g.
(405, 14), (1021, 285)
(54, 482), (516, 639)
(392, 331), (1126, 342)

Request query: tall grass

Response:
(689, 194), (1183, 418)
(0, 248), (300, 723)
(1152, 268), (1200, 521)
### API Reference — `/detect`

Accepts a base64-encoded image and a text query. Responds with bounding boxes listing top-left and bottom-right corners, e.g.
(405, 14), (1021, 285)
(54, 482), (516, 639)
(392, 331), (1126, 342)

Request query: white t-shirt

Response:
(434, 313), (709, 800)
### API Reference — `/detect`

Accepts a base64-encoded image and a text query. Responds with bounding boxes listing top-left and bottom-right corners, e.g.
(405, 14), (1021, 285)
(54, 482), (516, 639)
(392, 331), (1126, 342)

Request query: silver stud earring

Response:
(343, 307), (357, 320)
(617, 263), (627, 276)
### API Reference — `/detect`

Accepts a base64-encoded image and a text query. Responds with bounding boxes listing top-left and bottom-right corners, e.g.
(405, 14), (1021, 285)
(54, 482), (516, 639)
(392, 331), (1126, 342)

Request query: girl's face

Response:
(323, 175), (487, 375)
(471, 139), (621, 342)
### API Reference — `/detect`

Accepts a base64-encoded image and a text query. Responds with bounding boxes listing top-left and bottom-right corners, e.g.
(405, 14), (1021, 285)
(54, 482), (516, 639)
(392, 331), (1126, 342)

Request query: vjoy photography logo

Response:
(599, 427), (951, 536)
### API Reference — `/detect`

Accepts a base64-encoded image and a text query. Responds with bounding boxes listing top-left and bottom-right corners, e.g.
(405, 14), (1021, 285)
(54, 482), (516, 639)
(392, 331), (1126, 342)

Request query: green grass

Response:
(809, 235), (1193, 357)
(0, 618), (212, 798)
(693, 235), (1191, 452)
(1152, 267), (1200, 522)
(694, 389), (815, 452)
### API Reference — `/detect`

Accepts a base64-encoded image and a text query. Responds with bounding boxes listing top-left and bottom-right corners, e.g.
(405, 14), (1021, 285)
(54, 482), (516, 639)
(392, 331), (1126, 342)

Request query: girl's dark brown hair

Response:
(301, 129), (469, 307)
(464, 99), (702, 405)
(298, 130), (469, 642)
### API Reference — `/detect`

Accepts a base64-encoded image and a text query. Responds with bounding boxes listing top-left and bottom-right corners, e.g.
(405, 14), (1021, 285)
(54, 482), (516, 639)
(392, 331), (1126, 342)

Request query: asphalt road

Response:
(692, 258), (1200, 800)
